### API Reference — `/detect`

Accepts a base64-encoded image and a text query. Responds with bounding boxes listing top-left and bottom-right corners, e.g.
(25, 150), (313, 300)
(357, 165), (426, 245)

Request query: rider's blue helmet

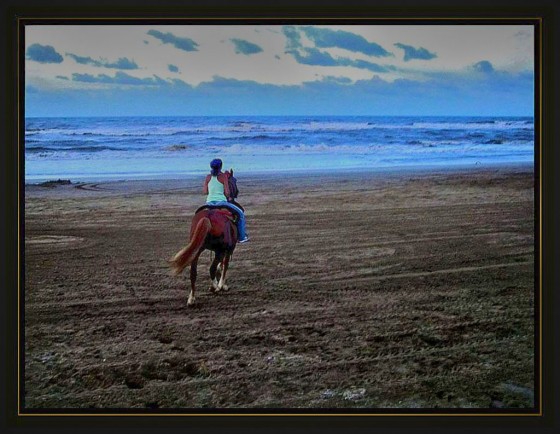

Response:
(210, 158), (222, 175)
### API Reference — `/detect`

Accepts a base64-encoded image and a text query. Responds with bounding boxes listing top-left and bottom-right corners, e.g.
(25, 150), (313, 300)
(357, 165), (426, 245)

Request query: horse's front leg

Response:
(188, 252), (202, 306)
(209, 252), (223, 292)
(217, 253), (230, 291)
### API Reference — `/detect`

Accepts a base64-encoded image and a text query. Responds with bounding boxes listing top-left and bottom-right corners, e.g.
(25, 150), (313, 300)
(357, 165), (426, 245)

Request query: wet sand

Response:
(23, 165), (536, 410)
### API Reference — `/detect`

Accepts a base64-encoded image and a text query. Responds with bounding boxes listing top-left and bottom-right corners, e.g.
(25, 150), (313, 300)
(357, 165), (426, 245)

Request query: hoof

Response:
(220, 284), (229, 292)
(187, 296), (195, 306)
(211, 280), (220, 292)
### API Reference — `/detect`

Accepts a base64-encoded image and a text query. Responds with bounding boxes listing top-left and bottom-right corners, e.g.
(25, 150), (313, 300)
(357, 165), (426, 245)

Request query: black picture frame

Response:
(2, 0), (559, 432)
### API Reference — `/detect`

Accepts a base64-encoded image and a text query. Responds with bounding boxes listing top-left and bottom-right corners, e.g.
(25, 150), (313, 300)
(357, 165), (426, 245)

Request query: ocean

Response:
(24, 116), (535, 182)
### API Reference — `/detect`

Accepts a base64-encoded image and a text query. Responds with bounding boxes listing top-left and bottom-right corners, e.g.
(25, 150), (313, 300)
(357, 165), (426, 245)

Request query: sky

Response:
(25, 24), (535, 117)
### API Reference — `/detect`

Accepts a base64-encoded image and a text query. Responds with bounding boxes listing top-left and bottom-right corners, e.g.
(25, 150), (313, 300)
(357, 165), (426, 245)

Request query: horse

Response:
(169, 206), (239, 306)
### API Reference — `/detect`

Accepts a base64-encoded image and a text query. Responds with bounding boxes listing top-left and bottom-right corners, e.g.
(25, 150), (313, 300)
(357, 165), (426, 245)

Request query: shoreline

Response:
(24, 160), (535, 189)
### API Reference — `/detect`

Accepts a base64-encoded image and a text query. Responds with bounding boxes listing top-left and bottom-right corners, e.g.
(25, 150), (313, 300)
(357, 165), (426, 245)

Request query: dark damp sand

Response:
(23, 165), (536, 410)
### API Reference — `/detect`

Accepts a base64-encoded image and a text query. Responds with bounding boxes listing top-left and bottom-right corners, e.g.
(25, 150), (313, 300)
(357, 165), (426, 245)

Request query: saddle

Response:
(195, 204), (239, 223)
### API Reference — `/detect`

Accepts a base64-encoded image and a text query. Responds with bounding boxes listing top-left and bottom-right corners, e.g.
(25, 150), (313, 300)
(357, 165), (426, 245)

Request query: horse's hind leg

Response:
(188, 252), (202, 306)
(209, 252), (223, 292)
(217, 253), (230, 291)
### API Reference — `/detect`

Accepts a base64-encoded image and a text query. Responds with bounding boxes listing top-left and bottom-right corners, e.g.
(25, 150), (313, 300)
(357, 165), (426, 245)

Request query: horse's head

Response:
(224, 169), (239, 200)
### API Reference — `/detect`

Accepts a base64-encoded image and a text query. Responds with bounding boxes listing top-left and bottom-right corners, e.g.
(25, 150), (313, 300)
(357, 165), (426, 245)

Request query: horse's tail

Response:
(169, 217), (211, 275)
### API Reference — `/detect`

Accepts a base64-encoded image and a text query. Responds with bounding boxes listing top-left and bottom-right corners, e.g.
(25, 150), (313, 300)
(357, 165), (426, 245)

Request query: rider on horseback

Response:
(203, 158), (249, 243)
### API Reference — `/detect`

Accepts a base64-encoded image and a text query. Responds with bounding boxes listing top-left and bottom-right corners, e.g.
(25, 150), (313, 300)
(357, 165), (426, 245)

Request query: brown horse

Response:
(169, 207), (238, 306)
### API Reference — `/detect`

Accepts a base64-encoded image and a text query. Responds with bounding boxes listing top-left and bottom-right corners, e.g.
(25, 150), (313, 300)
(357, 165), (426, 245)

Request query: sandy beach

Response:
(23, 165), (536, 410)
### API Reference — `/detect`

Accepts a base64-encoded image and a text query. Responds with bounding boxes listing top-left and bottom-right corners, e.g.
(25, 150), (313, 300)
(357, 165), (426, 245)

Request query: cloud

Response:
(168, 64), (179, 73)
(107, 58), (139, 69)
(198, 70), (533, 115)
(283, 26), (394, 73)
(394, 43), (437, 62)
(147, 30), (198, 52)
(471, 60), (495, 73)
(286, 46), (393, 73)
(71, 73), (112, 84)
(346, 59), (395, 73)
(301, 26), (392, 57)
(320, 76), (353, 84)
(27, 67), (534, 117)
(66, 53), (95, 65)
(283, 26), (303, 50)
(197, 76), (277, 93)
(170, 78), (191, 88)
(66, 53), (139, 69)
(56, 75), (69, 80)
(71, 71), (179, 86)
(289, 47), (340, 67)
(26, 44), (63, 63)
(230, 38), (263, 55)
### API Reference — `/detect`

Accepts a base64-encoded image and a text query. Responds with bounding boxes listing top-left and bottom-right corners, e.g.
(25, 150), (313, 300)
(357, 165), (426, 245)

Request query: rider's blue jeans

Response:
(206, 201), (248, 240)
